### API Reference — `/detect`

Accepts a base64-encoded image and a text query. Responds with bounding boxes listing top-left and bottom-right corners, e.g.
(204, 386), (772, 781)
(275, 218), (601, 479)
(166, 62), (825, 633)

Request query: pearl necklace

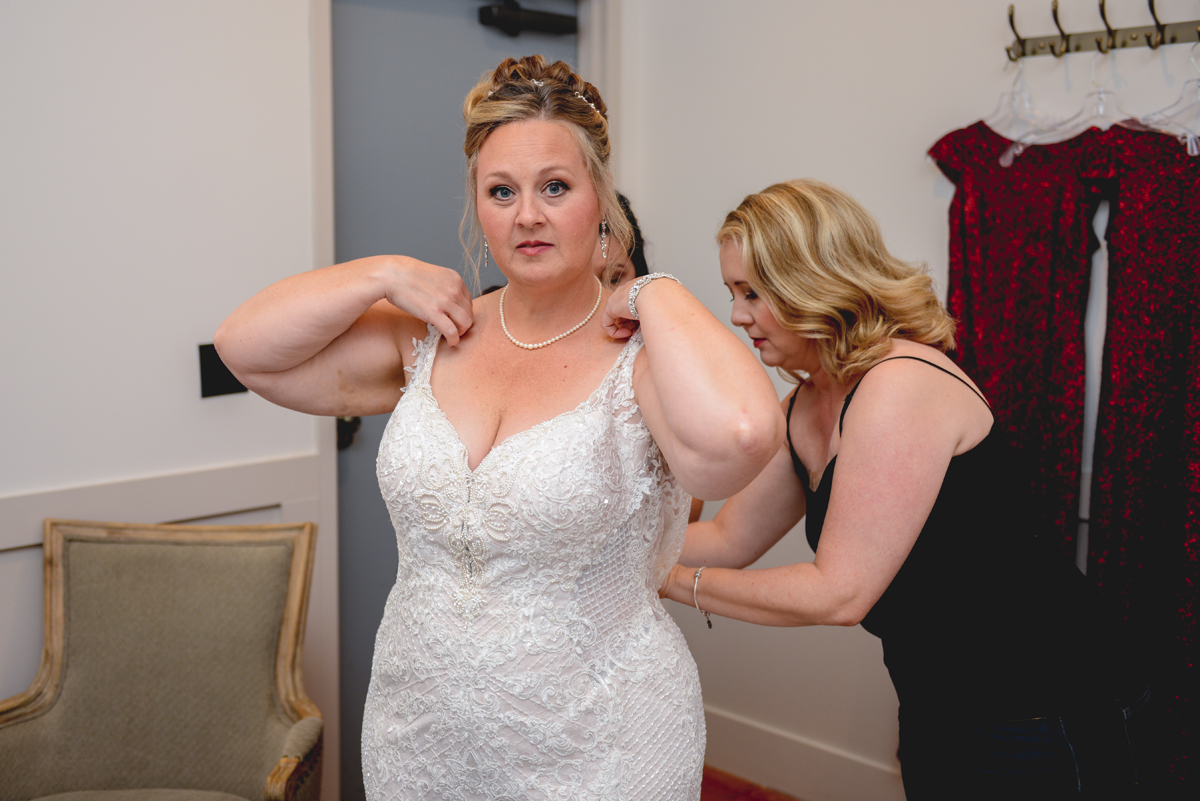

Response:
(499, 276), (603, 350)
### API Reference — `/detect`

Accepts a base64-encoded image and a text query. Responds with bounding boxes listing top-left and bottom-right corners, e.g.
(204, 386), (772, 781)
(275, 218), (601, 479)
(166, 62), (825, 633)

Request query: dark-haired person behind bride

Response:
(661, 179), (1151, 800)
(598, 192), (649, 288)
(214, 55), (783, 799)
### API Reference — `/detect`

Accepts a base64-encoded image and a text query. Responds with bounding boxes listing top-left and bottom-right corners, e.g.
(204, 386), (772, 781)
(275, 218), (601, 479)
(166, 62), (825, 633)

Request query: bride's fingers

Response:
(384, 259), (477, 343)
(431, 310), (468, 346)
(443, 299), (475, 340)
(601, 288), (641, 340)
(602, 313), (638, 340)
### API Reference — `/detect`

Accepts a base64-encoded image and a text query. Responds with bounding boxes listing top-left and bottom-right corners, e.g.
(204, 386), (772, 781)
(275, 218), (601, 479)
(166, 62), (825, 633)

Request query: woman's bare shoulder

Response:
(874, 340), (983, 395)
(848, 340), (992, 452)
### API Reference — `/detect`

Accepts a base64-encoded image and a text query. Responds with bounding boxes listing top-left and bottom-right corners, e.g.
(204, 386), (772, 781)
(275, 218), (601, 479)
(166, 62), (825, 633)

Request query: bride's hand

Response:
(601, 279), (639, 340)
(383, 256), (475, 345)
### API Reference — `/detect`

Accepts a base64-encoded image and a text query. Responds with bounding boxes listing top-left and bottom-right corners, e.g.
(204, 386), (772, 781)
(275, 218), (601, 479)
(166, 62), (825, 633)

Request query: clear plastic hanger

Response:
(1000, 51), (1136, 167)
(1140, 41), (1200, 156)
(983, 56), (1062, 141)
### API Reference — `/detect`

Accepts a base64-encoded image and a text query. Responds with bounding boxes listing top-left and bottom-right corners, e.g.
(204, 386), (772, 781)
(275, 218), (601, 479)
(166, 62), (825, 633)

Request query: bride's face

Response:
(476, 119), (602, 286)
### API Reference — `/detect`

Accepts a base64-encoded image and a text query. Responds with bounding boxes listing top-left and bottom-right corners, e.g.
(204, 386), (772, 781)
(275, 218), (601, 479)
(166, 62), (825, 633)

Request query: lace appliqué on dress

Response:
(447, 479), (486, 620)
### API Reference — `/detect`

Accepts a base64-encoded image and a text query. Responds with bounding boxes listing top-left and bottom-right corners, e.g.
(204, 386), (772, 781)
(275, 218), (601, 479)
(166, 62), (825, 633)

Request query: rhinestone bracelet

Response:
(627, 272), (680, 321)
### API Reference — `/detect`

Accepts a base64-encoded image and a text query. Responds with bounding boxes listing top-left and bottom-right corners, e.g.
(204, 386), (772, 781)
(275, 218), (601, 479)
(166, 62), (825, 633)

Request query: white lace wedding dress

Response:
(362, 326), (705, 801)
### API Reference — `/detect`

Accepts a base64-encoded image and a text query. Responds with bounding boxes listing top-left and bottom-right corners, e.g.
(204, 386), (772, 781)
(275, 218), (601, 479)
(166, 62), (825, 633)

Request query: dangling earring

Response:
(600, 220), (608, 261)
(483, 237), (490, 269)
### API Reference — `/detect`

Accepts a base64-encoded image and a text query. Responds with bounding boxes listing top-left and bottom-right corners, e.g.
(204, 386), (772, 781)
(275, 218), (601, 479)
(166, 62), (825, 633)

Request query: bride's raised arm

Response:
(213, 254), (473, 417)
(603, 276), (786, 501)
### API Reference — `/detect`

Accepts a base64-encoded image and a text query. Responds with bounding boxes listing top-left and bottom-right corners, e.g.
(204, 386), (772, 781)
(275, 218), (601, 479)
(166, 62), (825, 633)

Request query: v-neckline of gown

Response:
(421, 332), (638, 477)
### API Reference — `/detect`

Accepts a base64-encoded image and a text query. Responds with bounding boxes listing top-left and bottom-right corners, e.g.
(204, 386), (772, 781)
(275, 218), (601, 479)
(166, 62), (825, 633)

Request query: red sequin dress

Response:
(931, 121), (1199, 795)
(929, 122), (1105, 557)
(1082, 126), (1200, 795)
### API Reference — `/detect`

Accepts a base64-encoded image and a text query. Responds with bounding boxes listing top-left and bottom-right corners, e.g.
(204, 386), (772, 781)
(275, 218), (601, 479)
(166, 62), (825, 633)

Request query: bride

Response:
(214, 55), (783, 799)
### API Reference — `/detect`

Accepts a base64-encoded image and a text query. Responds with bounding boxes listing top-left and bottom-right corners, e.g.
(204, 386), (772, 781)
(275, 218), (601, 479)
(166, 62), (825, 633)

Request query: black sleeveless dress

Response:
(789, 356), (1139, 720)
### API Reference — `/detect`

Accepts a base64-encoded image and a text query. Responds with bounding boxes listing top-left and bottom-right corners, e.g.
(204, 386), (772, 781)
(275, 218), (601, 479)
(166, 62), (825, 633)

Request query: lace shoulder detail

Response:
(609, 330), (645, 425)
(401, 323), (442, 392)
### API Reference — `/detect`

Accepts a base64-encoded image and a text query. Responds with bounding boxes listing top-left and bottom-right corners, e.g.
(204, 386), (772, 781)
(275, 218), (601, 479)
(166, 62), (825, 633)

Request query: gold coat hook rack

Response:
(1006, 0), (1200, 60)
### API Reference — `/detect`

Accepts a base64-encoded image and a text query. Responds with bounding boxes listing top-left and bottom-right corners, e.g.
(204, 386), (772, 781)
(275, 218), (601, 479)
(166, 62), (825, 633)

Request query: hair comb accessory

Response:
(574, 91), (597, 112)
(532, 79), (544, 87)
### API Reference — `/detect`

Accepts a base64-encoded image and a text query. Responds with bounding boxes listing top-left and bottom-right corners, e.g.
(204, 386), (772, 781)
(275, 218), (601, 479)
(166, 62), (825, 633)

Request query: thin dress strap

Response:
(608, 331), (646, 425)
(785, 387), (806, 480)
(403, 324), (442, 391)
(839, 355), (990, 435)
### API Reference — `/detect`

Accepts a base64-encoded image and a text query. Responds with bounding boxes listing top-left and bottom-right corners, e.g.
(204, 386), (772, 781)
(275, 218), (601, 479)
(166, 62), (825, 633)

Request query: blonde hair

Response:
(460, 55), (629, 292)
(718, 179), (956, 385)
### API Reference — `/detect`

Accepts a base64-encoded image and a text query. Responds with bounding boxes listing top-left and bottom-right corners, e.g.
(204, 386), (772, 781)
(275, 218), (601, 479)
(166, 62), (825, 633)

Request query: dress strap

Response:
(785, 387), (806, 481)
(404, 324), (442, 389)
(615, 330), (645, 376)
(839, 355), (991, 435)
(608, 331), (646, 424)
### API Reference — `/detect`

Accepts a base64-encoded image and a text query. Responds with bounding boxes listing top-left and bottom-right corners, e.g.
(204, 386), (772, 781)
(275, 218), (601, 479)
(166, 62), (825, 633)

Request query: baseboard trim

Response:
(704, 704), (905, 801)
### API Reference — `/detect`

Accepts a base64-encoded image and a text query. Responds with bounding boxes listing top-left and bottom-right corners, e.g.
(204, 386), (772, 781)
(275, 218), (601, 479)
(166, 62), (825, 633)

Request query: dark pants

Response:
(898, 687), (1153, 800)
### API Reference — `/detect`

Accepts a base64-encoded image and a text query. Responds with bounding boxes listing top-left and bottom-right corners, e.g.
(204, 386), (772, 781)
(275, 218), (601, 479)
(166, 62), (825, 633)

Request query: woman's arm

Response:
(677, 399), (808, 569)
(214, 255), (473, 416)
(663, 359), (982, 627)
(603, 278), (785, 500)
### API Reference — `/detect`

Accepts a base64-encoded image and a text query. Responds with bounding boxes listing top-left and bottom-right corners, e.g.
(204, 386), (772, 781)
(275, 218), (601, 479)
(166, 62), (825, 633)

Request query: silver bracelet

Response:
(627, 272), (680, 321)
(693, 567), (712, 629)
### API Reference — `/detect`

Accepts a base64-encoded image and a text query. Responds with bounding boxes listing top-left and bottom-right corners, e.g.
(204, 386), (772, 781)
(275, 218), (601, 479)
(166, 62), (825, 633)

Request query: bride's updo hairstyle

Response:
(718, 179), (957, 385)
(461, 55), (630, 285)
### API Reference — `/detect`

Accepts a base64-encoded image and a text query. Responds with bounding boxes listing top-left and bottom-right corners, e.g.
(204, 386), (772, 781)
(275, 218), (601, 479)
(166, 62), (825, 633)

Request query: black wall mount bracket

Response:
(478, 1), (577, 37)
(198, 343), (247, 398)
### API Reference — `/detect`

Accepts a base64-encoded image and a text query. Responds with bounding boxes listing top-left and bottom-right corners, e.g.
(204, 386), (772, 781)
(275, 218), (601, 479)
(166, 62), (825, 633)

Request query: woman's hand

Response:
(600, 279), (639, 340)
(382, 256), (475, 346)
(659, 563), (684, 599)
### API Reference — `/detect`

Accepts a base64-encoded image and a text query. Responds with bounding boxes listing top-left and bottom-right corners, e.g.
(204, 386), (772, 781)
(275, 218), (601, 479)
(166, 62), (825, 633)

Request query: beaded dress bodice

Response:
(362, 326), (704, 801)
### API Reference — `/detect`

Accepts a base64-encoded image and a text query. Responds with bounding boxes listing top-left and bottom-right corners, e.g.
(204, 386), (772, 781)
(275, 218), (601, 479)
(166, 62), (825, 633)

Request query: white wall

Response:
(0, 1), (321, 497)
(0, 2), (341, 798)
(588, 1), (1200, 799)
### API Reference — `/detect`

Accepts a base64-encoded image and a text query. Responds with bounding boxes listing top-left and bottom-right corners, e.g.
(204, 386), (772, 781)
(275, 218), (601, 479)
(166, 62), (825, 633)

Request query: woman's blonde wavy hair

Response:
(718, 179), (956, 385)
(460, 55), (630, 292)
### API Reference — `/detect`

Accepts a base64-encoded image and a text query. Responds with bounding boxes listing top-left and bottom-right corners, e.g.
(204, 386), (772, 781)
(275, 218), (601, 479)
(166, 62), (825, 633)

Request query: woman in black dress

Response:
(661, 179), (1150, 799)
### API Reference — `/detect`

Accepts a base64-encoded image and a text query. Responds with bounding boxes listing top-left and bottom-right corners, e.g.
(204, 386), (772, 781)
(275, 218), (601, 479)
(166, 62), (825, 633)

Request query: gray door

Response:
(331, 2), (577, 797)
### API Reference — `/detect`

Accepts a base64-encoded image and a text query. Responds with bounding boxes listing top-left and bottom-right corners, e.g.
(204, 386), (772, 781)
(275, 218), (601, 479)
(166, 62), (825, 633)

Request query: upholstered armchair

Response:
(0, 520), (322, 801)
